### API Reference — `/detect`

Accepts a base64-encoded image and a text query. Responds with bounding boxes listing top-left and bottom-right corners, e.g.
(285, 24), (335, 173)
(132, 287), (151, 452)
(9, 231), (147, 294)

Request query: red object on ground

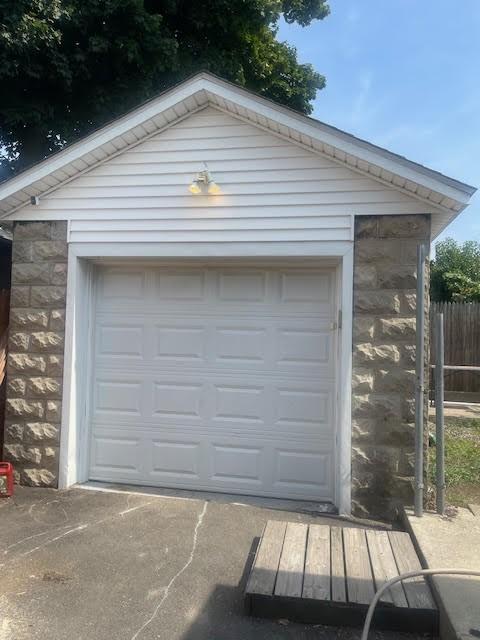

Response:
(0, 462), (14, 497)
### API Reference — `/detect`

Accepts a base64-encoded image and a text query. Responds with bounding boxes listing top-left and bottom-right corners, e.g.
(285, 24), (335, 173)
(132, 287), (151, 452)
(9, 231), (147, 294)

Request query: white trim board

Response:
(59, 241), (353, 515)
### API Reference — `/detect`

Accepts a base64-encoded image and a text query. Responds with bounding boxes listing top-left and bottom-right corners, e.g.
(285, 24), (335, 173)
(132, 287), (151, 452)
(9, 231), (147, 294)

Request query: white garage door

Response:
(89, 264), (337, 501)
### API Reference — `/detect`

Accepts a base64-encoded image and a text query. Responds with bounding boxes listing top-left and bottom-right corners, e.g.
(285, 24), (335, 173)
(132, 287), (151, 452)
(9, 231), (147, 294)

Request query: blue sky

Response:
(278, 0), (480, 248)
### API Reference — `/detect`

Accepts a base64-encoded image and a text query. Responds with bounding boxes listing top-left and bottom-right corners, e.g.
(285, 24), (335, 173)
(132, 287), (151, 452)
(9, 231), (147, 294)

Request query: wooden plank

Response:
(274, 522), (308, 598)
(366, 530), (408, 608)
(388, 531), (436, 609)
(343, 528), (375, 605)
(330, 526), (346, 602)
(246, 520), (286, 596)
(302, 524), (330, 600)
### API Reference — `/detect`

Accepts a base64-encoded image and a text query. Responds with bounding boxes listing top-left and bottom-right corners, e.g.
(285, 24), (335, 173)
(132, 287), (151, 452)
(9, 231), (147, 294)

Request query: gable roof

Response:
(0, 71), (475, 237)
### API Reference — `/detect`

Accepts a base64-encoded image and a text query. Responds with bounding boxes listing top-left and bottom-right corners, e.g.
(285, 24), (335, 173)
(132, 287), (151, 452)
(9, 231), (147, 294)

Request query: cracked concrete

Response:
(0, 486), (425, 640)
(130, 501), (208, 640)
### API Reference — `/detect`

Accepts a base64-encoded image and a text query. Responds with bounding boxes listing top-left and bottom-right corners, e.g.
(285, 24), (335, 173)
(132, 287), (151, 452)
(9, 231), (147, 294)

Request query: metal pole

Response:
(435, 313), (445, 514)
(414, 243), (426, 517)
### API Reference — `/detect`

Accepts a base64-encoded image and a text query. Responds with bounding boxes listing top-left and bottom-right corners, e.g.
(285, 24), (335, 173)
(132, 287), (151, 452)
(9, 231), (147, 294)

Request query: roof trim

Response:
(202, 73), (476, 199)
(0, 75), (209, 203)
(0, 71), (476, 220)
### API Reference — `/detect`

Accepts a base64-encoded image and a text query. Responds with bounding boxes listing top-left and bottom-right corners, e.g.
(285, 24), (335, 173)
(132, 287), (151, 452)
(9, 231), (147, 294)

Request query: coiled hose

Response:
(361, 568), (480, 640)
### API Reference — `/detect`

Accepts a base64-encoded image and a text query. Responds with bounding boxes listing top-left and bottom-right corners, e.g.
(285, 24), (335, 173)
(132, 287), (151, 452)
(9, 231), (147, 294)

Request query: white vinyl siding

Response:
(8, 107), (434, 244)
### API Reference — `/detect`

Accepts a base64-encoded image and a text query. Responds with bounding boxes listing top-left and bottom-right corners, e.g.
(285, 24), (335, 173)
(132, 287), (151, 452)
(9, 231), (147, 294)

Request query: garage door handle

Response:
(331, 310), (342, 331)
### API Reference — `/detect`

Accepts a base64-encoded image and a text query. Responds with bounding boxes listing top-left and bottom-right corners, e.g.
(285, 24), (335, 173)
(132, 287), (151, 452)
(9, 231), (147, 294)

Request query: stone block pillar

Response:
(352, 214), (430, 519)
(3, 221), (68, 486)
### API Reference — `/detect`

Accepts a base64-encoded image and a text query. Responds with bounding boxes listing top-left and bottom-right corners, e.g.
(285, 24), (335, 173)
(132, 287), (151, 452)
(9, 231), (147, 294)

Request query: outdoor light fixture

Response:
(188, 163), (221, 195)
(188, 181), (202, 195)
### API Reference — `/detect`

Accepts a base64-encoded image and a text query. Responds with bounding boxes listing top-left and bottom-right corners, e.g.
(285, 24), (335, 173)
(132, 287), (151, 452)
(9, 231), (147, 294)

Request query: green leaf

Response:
(431, 238), (480, 302)
(0, 0), (329, 174)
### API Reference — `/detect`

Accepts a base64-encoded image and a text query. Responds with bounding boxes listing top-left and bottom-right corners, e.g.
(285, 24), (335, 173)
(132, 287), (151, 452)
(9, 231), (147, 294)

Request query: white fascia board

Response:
(0, 77), (208, 203)
(202, 76), (473, 206)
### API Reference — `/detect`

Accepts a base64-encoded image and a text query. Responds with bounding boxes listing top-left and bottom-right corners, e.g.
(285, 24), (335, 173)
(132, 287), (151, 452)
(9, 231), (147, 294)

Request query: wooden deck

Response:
(245, 521), (438, 632)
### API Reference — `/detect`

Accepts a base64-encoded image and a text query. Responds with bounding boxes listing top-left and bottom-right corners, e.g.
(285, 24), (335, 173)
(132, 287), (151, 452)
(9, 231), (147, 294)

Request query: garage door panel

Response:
(90, 264), (337, 501)
(96, 266), (336, 316)
(214, 327), (267, 364)
(91, 373), (333, 434)
(100, 269), (147, 300)
(94, 380), (143, 416)
(151, 440), (201, 479)
(90, 435), (143, 477)
(280, 270), (332, 304)
(89, 428), (334, 499)
(156, 325), (206, 361)
(275, 387), (331, 427)
(210, 444), (263, 485)
(274, 449), (332, 491)
(214, 384), (265, 423)
(153, 382), (203, 420)
(94, 316), (335, 375)
(156, 270), (206, 300)
(277, 329), (330, 366)
(96, 324), (145, 358)
(216, 270), (267, 302)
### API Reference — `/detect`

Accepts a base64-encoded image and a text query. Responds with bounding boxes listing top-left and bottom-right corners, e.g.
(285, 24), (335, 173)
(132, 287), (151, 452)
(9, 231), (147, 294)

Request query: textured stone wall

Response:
(3, 221), (67, 486)
(352, 214), (430, 519)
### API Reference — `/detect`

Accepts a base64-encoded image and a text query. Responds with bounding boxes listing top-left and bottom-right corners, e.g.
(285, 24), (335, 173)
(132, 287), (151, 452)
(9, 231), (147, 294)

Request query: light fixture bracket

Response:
(188, 164), (221, 195)
(195, 169), (212, 184)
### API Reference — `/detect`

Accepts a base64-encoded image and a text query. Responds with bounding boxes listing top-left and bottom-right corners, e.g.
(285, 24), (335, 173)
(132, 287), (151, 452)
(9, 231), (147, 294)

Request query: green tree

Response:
(431, 238), (480, 302)
(0, 0), (329, 177)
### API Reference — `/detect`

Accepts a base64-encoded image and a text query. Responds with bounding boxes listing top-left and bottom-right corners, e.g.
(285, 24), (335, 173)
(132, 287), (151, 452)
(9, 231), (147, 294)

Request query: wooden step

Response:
(245, 520), (438, 632)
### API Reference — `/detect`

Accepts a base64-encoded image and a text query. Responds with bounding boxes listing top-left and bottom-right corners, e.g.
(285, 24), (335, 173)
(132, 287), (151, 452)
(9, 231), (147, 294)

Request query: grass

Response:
(429, 417), (480, 507)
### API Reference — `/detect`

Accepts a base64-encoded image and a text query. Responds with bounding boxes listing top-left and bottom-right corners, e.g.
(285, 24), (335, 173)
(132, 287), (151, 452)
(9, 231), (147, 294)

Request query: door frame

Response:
(59, 241), (353, 514)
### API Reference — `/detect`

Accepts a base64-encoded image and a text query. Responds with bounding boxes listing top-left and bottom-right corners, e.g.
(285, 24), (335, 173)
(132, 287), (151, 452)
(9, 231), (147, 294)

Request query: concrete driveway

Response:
(1, 485), (411, 640)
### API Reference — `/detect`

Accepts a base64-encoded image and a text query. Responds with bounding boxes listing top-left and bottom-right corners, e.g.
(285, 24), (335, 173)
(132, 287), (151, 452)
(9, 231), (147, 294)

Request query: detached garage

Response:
(0, 73), (475, 518)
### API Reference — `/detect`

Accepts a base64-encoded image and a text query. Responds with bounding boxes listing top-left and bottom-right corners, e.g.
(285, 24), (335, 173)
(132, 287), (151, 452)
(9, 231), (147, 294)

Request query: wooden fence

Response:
(430, 301), (480, 397)
(0, 289), (9, 454)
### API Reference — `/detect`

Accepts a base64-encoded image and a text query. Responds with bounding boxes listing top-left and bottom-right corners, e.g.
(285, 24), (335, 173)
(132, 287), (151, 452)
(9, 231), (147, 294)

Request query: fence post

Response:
(435, 313), (446, 515)
(414, 244), (427, 517)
